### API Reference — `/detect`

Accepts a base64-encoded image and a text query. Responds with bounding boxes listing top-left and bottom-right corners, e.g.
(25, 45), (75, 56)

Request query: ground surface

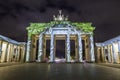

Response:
(0, 63), (120, 80)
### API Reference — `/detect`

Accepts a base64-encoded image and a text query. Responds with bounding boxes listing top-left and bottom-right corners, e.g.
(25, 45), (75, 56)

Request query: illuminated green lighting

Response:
(26, 21), (95, 38)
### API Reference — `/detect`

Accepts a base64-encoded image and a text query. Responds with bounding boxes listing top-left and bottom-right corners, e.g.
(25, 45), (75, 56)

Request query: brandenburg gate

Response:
(26, 10), (95, 63)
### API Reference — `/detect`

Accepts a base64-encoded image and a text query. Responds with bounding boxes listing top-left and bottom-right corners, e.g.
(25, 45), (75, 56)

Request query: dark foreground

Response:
(0, 63), (120, 80)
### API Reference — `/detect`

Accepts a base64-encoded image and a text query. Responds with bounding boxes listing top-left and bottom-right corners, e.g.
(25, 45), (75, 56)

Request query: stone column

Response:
(89, 35), (95, 62)
(15, 46), (18, 62)
(50, 33), (55, 62)
(103, 46), (107, 62)
(26, 38), (31, 62)
(6, 44), (11, 62)
(107, 46), (111, 63)
(96, 47), (100, 62)
(14, 46), (17, 62)
(118, 41), (120, 62)
(20, 43), (26, 62)
(0, 41), (2, 62)
(1, 42), (8, 62)
(84, 38), (89, 61)
(112, 43), (117, 63)
(66, 33), (71, 62)
(10, 44), (14, 62)
(43, 36), (46, 60)
(78, 33), (83, 62)
(108, 45), (113, 63)
(5, 43), (9, 62)
(0, 41), (2, 54)
(17, 46), (20, 62)
(54, 35), (56, 61)
(101, 47), (105, 62)
(118, 41), (120, 51)
(75, 35), (78, 62)
(38, 33), (43, 62)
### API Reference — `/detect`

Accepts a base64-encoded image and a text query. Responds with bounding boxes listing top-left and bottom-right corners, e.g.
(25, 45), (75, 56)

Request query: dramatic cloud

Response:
(0, 0), (120, 42)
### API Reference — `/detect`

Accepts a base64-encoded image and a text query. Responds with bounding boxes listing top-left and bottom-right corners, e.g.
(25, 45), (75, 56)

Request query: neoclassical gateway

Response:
(0, 11), (120, 64)
(26, 11), (95, 62)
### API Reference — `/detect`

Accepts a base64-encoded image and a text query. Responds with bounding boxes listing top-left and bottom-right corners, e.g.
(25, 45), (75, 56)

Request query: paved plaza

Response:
(0, 63), (120, 80)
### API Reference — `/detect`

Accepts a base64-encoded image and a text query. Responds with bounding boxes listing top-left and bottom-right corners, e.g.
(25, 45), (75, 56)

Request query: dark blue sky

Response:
(0, 0), (120, 42)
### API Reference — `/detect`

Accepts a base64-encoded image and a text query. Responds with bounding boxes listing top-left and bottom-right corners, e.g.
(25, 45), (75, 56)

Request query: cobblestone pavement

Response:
(0, 62), (23, 67)
(0, 63), (120, 80)
(97, 63), (120, 69)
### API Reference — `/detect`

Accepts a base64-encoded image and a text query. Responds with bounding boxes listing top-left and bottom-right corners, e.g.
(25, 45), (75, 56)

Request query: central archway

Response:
(56, 40), (65, 58)
(55, 40), (65, 62)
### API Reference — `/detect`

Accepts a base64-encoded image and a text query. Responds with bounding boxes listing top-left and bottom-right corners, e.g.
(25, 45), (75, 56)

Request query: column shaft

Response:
(66, 34), (70, 62)
(26, 38), (31, 62)
(118, 41), (120, 52)
(0, 41), (3, 62)
(107, 46), (111, 63)
(17, 46), (20, 62)
(50, 33), (55, 62)
(11, 45), (14, 62)
(96, 47), (100, 62)
(103, 47), (107, 62)
(90, 35), (95, 62)
(118, 41), (120, 62)
(78, 33), (83, 62)
(1, 43), (8, 62)
(6, 44), (11, 62)
(43, 37), (46, 60)
(112, 43), (117, 63)
(75, 36), (78, 62)
(109, 45), (113, 63)
(38, 34), (43, 62)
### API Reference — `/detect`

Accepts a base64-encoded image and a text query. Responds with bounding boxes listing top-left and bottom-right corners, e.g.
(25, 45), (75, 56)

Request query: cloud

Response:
(0, 0), (120, 42)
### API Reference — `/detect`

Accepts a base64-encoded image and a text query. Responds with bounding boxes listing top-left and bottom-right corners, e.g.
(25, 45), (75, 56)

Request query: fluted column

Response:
(78, 33), (83, 62)
(14, 46), (18, 62)
(21, 44), (26, 62)
(103, 46), (107, 62)
(96, 47), (100, 62)
(90, 35), (95, 62)
(101, 47), (105, 62)
(50, 33), (55, 62)
(66, 34), (70, 62)
(118, 41), (120, 61)
(1, 42), (8, 62)
(112, 43), (117, 63)
(118, 41), (120, 51)
(75, 36), (78, 61)
(26, 38), (31, 62)
(0, 41), (2, 62)
(38, 33), (43, 62)
(17, 46), (20, 62)
(43, 37), (46, 60)
(6, 44), (11, 62)
(107, 46), (111, 63)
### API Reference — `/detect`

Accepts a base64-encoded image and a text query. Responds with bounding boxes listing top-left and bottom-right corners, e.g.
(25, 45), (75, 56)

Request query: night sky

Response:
(0, 0), (120, 42)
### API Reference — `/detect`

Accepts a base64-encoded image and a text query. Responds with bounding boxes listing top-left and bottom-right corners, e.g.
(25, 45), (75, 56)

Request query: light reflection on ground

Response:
(0, 63), (120, 80)
(54, 58), (66, 63)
